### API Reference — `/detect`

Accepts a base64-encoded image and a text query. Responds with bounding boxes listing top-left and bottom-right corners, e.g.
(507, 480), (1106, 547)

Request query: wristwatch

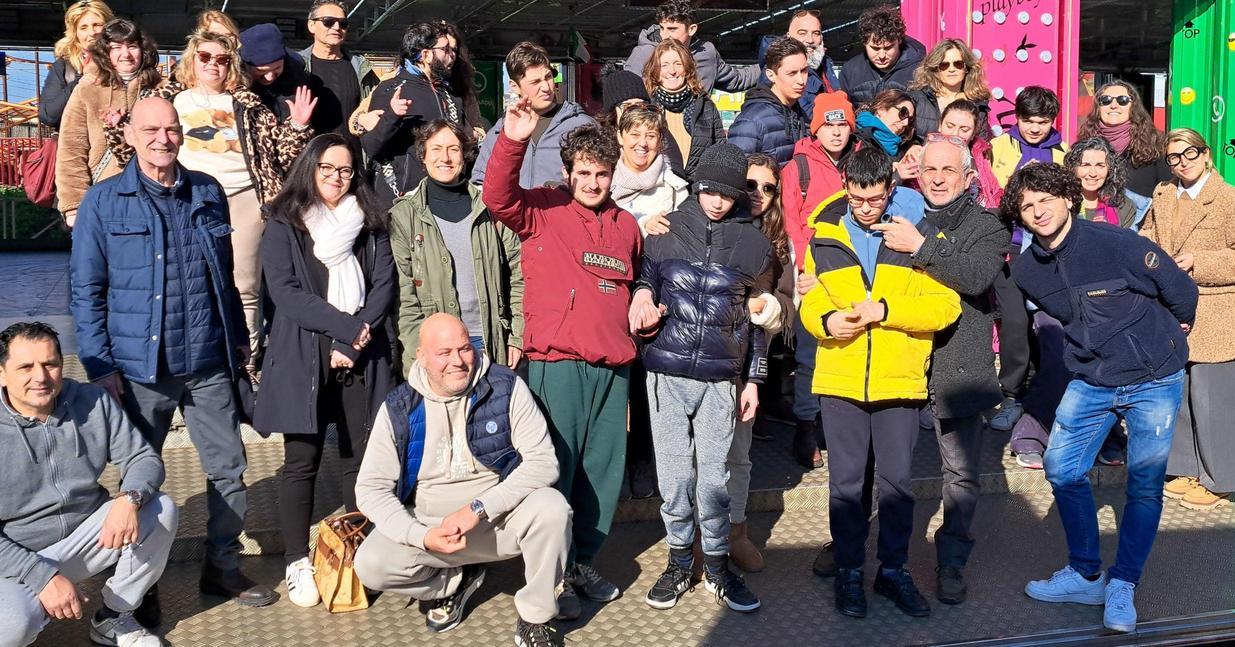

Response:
(470, 499), (488, 521)
(117, 490), (145, 508)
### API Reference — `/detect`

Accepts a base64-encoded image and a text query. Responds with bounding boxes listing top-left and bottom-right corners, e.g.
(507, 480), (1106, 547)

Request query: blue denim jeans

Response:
(1043, 370), (1185, 584)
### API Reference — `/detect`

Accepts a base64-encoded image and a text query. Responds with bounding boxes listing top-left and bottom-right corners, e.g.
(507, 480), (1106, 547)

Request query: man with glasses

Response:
(298, 0), (379, 135)
(874, 135), (1010, 605)
(1003, 162), (1196, 634)
(800, 145), (959, 620)
(758, 10), (840, 120)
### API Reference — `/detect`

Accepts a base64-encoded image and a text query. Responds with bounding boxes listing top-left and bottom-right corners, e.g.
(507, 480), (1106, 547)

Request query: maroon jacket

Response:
(481, 132), (642, 367)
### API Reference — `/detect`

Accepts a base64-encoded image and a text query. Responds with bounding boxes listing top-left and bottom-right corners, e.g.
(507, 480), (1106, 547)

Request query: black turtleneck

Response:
(425, 175), (471, 223)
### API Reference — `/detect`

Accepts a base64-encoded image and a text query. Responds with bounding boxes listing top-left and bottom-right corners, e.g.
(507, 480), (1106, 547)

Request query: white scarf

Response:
(303, 195), (367, 314)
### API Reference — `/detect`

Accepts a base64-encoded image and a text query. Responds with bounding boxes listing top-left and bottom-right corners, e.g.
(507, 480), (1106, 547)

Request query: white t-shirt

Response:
(173, 90), (254, 195)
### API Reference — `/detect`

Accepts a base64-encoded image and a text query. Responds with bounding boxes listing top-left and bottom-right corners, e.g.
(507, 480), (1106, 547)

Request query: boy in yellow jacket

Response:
(801, 146), (960, 620)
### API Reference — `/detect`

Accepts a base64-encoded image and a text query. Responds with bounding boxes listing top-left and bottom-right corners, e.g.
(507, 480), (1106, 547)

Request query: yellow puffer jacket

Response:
(801, 200), (961, 402)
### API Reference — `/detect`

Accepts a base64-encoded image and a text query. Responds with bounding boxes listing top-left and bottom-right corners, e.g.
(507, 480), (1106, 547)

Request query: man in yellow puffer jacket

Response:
(800, 146), (960, 620)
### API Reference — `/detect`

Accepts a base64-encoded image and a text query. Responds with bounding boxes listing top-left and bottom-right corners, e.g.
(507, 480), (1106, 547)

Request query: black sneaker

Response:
(426, 565), (486, 632)
(812, 542), (837, 578)
(134, 584), (161, 629)
(553, 579), (582, 621)
(515, 618), (564, 647)
(703, 561), (760, 613)
(936, 565), (967, 605)
(645, 561), (694, 610)
(874, 568), (931, 618)
(834, 568), (867, 618)
(568, 563), (622, 602)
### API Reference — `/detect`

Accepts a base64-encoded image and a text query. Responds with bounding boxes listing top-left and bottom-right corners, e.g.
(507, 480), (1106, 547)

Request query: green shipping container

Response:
(1170, 0), (1235, 176)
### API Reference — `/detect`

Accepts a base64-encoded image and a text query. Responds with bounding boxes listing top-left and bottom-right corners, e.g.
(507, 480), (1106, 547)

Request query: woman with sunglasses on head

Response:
(1064, 137), (1151, 230)
(908, 39), (992, 142)
(56, 18), (163, 228)
(1077, 80), (1170, 200)
(855, 89), (922, 182)
(41, 0), (114, 130)
(256, 132), (395, 608)
(109, 29), (317, 375)
(642, 38), (726, 179)
(1138, 129), (1235, 511)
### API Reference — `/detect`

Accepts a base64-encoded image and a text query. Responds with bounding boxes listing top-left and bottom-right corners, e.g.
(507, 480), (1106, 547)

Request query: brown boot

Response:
(728, 522), (765, 573)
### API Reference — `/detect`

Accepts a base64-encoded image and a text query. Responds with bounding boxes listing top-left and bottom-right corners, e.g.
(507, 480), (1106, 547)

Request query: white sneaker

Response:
(1025, 565), (1106, 605)
(89, 610), (166, 647)
(1104, 578), (1137, 633)
(285, 557), (321, 608)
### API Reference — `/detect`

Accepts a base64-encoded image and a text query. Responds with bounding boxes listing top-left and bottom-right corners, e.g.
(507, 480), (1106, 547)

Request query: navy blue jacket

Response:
(638, 197), (774, 383)
(71, 161), (247, 384)
(385, 365), (522, 503)
(1011, 218), (1198, 388)
(837, 37), (926, 107)
(757, 35), (839, 119)
(727, 86), (809, 165)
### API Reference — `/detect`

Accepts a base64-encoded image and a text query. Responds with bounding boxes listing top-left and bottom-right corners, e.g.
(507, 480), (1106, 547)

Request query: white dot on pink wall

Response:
(1016, 49), (1029, 62)
(972, 10), (983, 22)
(992, 124), (1004, 135)
(994, 11), (1007, 24)
(1015, 86), (1025, 95)
(973, 49), (982, 59)
(1041, 13), (1054, 26)
(993, 49), (1006, 61)
(1018, 11), (1030, 24)
(992, 87), (1005, 99)
(1040, 50), (1053, 63)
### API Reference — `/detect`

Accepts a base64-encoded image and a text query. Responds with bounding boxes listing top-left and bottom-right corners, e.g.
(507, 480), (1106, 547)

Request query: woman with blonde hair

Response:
(195, 9), (241, 41)
(908, 38), (991, 140)
(643, 38), (724, 178)
(1077, 80), (1170, 199)
(40, 0), (114, 129)
(1139, 128), (1235, 510)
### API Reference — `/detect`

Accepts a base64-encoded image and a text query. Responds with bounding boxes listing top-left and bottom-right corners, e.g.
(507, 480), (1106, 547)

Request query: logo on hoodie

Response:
(582, 252), (628, 275)
(486, 420), (498, 434)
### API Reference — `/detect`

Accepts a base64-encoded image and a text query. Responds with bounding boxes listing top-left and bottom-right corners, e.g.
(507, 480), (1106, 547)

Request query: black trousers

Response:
(280, 370), (371, 563)
(934, 414), (984, 567)
(993, 263), (1032, 398)
(820, 396), (920, 571)
(626, 360), (654, 466)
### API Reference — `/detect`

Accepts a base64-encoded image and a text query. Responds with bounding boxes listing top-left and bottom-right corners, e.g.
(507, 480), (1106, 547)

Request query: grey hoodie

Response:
(355, 354), (559, 549)
(0, 379), (164, 591)
(624, 25), (761, 95)
(470, 101), (596, 189)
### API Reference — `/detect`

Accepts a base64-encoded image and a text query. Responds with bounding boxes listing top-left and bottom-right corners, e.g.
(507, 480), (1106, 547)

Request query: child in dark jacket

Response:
(627, 143), (774, 614)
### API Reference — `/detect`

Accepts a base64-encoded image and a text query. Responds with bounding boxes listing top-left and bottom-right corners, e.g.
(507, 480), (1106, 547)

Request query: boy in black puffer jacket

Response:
(627, 143), (774, 614)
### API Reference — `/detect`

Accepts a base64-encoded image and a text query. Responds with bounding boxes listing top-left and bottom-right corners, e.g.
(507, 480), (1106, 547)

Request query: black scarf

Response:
(653, 86), (694, 113)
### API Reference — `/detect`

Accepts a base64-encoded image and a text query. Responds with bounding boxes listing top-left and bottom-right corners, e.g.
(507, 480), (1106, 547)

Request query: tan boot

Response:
(1180, 484), (1231, 510)
(1164, 476), (1198, 500)
(728, 522), (765, 573)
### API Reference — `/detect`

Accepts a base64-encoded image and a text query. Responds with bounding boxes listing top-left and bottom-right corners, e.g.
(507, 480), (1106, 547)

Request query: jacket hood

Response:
(638, 25), (710, 55)
(742, 85), (788, 108)
(892, 37), (927, 74)
(409, 351), (492, 404)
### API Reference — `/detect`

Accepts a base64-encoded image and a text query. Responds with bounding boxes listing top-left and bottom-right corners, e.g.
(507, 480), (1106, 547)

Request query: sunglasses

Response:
(1098, 94), (1133, 107)
(934, 60), (966, 72)
(1165, 146), (1207, 167)
(926, 132), (968, 148)
(897, 106), (914, 123)
(195, 52), (233, 67)
(310, 16), (350, 30)
(747, 180), (777, 196)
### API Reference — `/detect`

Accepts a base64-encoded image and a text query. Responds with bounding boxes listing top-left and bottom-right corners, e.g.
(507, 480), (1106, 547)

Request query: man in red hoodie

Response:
(482, 96), (643, 620)
(782, 91), (855, 269)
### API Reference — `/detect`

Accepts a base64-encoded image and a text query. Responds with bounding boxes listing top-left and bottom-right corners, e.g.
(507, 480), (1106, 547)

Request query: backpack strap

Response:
(794, 153), (810, 200)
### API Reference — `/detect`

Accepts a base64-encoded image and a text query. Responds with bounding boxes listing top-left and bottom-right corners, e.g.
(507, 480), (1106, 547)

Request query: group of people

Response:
(2, 0), (1232, 646)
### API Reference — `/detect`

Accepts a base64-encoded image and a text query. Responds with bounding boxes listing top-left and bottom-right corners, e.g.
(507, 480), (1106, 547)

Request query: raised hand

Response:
(503, 96), (539, 143)
(286, 85), (319, 128)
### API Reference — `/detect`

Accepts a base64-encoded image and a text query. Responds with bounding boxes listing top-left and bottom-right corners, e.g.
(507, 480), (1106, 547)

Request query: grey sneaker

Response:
(1104, 578), (1137, 633)
(90, 609), (166, 647)
(1016, 452), (1044, 470)
(568, 563), (621, 602)
(554, 579), (582, 621)
(989, 397), (1023, 431)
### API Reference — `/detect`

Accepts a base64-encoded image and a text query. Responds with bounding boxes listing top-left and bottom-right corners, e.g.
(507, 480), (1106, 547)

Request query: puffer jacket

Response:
(757, 34), (840, 119)
(727, 86), (809, 165)
(837, 37), (927, 107)
(471, 101), (596, 189)
(801, 199), (961, 402)
(38, 57), (83, 130)
(638, 196), (775, 382)
(70, 160), (248, 383)
(624, 25), (761, 95)
(909, 87), (991, 142)
(655, 92), (726, 180)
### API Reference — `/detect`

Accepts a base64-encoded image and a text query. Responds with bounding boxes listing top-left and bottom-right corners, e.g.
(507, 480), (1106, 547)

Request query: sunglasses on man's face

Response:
(934, 60), (965, 72)
(1098, 94), (1133, 107)
(311, 16), (350, 30)
(196, 52), (232, 67)
(747, 179), (777, 196)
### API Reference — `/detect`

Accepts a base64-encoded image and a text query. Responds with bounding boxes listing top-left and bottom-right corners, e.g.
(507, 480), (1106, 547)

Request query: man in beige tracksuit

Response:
(355, 313), (571, 646)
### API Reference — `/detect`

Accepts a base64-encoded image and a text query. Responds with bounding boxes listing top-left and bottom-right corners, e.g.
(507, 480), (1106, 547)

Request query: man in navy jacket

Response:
(1002, 163), (1197, 634)
(757, 10), (839, 120)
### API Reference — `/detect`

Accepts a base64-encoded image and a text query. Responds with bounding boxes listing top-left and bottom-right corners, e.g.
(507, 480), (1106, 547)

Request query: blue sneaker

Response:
(1104, 579), (1137, 633)
(989, 397), (1023, 431)
(1025, 566), (1106, 605)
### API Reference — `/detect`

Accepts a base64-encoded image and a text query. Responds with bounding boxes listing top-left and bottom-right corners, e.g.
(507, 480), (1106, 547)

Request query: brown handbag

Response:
(312, 512), (371, 613)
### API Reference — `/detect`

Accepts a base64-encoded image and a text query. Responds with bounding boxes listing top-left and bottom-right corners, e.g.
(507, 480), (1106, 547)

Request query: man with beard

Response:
(362, 21), (463, 209)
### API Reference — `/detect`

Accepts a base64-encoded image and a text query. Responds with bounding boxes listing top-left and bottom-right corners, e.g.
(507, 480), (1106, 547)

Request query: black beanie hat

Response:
(693, 143), (749, 200)
(602, 69), (650, 114)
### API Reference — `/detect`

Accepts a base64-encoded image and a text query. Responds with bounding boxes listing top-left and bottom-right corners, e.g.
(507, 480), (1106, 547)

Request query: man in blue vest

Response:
(355, 313), (570, 646)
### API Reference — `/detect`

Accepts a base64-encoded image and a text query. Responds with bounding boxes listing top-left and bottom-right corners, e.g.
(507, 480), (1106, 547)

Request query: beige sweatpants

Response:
(354, 487), (571, 624)
(227, 187), (264, 367)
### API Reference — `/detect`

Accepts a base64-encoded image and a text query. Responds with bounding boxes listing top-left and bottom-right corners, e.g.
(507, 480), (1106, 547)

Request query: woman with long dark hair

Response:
(1076, 80), (1170, 200)
(855, 89), (921, 180)
(255, 132), (396, 608)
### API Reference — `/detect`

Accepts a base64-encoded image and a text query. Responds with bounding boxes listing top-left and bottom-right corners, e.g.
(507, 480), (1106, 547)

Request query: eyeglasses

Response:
(1098, 94), (1133, 107)
(431, 45), (457, 55)
(195, 52), (233, 67)
(934, 60), (966, 72)
(1165, 146), (1207, 167)
(747, 180), (777, 196)
(310, 16), (350, 30)
(926, 132), (967, 148)
(317, 163), (355, 180)
(847, 193), (889, 208)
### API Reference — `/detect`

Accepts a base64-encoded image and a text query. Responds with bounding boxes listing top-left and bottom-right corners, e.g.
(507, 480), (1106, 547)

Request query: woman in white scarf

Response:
(609, 103), (689, 238)
(255, 133), (396, 610)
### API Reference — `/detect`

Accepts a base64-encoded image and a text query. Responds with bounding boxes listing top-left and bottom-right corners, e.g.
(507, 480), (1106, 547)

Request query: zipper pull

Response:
(569, 288), (576, 309)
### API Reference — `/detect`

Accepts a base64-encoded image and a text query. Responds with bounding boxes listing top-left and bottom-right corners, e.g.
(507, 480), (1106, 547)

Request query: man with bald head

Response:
(355, 314), (570, 646)
(71, 97), (276, 609)
(874, 135), (1010, 604)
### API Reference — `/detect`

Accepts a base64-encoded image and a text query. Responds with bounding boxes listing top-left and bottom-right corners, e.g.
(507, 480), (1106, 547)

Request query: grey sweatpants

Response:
(354, 488), (571, 624)
(727, 417), (754, 525)
(648, 372), (737, 556)
(0, 494), (178, 647)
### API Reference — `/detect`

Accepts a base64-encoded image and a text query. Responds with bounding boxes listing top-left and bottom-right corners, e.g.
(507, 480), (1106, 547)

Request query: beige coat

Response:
(1140, 172), (1235, 363)
(55, 74), (142, 217)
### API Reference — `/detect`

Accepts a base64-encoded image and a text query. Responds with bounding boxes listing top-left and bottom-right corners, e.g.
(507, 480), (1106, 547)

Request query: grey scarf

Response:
(611, 155), (667, 205)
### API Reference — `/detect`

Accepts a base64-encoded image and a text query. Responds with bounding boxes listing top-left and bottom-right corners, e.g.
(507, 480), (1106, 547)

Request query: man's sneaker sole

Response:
(1104, 617), (1136, 633)
(1024, 584), (1105, 605)
(428, 569), (486, 633)
(703, 578), (761, 613)
(645, 588), (687, 610)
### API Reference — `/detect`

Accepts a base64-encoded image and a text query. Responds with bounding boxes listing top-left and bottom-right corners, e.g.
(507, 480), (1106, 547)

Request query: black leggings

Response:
(279, 370), (371, 564)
